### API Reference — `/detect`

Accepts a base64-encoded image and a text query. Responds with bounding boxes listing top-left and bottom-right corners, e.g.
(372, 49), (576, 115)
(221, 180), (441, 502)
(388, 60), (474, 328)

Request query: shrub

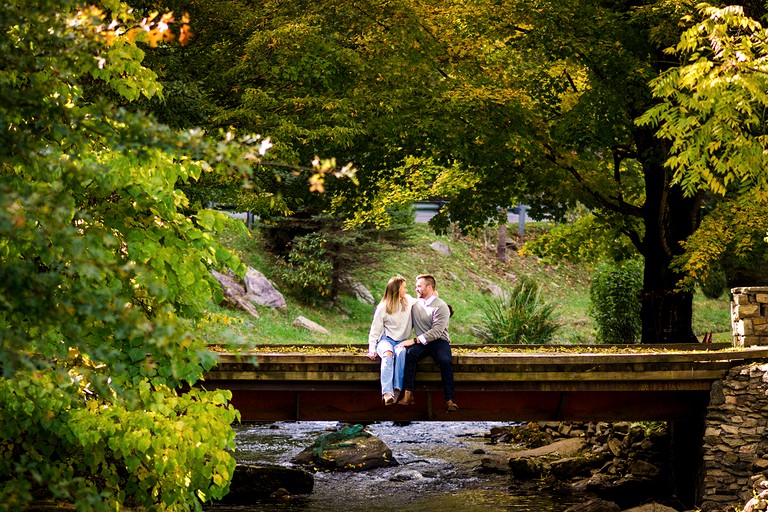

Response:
(589, 261), (643, 343)
(699, 265), (727, 299)
(276, 233), (334, 302)
(478, 279), (560, 344)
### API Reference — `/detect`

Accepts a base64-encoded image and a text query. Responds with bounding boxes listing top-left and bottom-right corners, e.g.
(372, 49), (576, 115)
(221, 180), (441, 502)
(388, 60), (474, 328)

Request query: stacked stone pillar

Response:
(731, 287), (768, 347)
(700, 363), (768, 511)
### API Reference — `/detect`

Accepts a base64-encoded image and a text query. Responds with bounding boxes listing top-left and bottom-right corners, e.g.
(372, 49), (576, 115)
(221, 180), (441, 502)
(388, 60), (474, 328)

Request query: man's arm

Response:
(416, 301), (450, 344)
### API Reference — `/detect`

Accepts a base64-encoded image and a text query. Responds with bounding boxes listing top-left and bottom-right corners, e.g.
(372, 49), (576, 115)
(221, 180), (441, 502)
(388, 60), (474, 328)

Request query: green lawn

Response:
(195, 222), (733, 348)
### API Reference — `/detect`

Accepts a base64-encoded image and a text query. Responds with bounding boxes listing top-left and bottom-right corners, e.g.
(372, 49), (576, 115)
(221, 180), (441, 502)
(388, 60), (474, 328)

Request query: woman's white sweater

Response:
(367, 295), (417, 354)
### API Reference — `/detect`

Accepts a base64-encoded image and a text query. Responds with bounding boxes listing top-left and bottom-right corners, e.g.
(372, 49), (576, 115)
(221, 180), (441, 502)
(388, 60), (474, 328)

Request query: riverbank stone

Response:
(219, 464), (314, 504)
(477, 455), (512, 474)
(389, 469), (424, 481)
(564, 498), (620, 512)
(291, 424), (397, 471)
(623, 504), (679, 512)
(489, 421), (675, 510)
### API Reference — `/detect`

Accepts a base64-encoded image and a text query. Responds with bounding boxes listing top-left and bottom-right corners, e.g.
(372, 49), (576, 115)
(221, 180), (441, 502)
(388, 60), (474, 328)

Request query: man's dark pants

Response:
(402, 339), (455, 401)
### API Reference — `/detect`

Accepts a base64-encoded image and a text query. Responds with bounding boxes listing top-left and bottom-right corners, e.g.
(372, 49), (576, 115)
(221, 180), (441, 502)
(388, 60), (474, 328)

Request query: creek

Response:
(208, 421), (588, 512)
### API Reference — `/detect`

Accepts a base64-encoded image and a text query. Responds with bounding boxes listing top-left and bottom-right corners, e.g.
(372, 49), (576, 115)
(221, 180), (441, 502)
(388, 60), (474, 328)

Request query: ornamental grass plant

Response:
(477, 278), (560, 344)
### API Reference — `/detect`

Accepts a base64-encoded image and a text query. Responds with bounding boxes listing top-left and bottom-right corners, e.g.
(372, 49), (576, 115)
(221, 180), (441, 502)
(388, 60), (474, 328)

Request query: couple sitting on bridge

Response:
(366, 274), (459, 413)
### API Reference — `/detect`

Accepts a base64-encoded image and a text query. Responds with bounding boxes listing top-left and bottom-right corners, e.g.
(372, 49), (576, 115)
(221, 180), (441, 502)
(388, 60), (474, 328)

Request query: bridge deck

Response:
(201, 344), (768, 422)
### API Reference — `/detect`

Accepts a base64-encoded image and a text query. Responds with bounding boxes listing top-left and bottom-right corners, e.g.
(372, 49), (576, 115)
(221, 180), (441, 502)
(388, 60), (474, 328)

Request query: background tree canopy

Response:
(143, 0), (768, 343)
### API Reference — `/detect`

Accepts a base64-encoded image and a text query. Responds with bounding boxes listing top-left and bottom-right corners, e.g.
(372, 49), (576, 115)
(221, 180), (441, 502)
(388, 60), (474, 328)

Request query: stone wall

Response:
(700, 363), (768, 511)
(731, 287), (768, 347)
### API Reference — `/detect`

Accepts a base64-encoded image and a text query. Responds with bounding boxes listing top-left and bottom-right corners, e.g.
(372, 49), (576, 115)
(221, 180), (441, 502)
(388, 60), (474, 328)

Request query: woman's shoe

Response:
(397, 390), (415, 406)
(383, 393), (395, 406)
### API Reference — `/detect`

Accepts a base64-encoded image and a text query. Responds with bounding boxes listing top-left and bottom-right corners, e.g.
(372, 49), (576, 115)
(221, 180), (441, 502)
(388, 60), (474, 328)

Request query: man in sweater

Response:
(398, 274), (459, 412)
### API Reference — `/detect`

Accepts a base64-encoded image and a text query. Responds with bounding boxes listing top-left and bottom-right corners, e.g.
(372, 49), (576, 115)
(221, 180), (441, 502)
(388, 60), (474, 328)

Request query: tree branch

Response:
(563, 69), (578, 93)
(542, 143), (643, 219)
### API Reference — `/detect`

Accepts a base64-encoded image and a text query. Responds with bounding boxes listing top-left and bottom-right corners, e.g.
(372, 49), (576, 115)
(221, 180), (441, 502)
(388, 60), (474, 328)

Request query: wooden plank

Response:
(214, 347), (768, 366)
(204, 369), (728, 382)
(200, 345), (768, 422)
(212, 360), (736, 373)
(220, 342), (733, 352)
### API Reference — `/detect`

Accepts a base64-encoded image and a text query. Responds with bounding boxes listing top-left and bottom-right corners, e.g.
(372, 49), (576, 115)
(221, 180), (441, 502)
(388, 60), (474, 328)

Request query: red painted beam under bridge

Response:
(200, 344), (768, 422)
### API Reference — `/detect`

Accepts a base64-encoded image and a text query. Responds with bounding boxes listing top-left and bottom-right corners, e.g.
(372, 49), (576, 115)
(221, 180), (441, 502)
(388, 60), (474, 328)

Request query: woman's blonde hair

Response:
(382, 276), (407, 315)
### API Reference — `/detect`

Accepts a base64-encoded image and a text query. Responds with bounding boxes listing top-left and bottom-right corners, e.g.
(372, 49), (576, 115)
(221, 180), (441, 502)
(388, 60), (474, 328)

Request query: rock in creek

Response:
(219, 464), (314, 504)
(291, 424), (397, 471)
(623, 504), (679, 512)
(565, 498), (620, 512)
(490, 422), (675, 511)
(476, 455), (511, 475)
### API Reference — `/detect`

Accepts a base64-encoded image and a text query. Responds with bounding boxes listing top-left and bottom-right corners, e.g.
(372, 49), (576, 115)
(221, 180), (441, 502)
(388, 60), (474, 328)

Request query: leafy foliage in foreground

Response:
(0, 1), (288, 509)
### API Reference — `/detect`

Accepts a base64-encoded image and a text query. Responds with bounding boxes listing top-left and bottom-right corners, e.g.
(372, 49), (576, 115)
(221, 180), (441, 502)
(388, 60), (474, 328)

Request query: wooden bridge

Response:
(201, 344), (768, 422)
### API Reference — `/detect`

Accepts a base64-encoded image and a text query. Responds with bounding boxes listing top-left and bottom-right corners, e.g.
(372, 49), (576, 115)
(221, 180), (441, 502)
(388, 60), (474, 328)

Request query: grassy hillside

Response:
(196, 222), (732, 348)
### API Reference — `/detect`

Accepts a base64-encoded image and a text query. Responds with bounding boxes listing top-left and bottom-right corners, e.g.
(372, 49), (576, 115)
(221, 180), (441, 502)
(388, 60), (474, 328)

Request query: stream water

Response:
(209, 421), (588, 512)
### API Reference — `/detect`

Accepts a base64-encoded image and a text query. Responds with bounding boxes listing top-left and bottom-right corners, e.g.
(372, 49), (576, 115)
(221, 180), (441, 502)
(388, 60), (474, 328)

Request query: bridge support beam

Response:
(220, 385), (712, 423)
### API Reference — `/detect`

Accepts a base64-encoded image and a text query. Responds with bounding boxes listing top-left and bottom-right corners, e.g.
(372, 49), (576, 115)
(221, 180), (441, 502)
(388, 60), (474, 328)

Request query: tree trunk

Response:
(639, 143), (701, 344)
(496, 222), (507, 263)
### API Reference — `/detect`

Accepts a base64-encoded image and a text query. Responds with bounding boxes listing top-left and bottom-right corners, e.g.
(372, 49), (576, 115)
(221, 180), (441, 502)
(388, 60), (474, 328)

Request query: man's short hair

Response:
(416, 274), (436, 289)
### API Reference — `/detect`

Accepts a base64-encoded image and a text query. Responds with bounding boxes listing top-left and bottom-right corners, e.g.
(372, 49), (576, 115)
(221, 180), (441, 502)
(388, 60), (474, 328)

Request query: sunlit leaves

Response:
(342, 156), (444, 229)
(672, 193), (768, 291)
(521, 209), (638, 267)
(638, 3), (768, 199)
(0, 0), (248, 509)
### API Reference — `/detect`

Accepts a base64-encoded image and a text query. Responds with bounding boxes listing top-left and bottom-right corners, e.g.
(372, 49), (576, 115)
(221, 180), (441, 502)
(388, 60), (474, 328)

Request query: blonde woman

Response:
(367, 276), (417, 405)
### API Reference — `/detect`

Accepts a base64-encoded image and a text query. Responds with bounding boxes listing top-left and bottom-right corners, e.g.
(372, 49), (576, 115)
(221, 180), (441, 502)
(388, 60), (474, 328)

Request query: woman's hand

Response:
(366, 351), (377, 360)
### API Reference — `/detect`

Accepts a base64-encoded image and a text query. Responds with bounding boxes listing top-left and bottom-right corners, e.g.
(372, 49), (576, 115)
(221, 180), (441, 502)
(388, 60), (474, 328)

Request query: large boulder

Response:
(219, 464), (314, 504)
(211, 269), (260, 318)
(479, 277), (507, 298)
(244, 267), (286, 308)
(549, 455), (605, 480)
(509, 437), (586, 458)
(573, 475), (670, 510)
(508, 457), (548, 480)
(507, 434), (589, 480)
(292, 316), (329, 335)
(291, 425), (397, 471)
(339, 274), (375, 306)
(476, 455), (512, 475)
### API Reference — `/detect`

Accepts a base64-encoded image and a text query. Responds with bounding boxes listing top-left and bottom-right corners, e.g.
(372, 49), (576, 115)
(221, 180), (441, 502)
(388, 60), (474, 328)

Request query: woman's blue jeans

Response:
(376, 336), (407, 396)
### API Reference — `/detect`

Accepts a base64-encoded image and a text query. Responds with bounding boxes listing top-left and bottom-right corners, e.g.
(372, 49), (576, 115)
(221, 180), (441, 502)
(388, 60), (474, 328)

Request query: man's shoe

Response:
(398, 390), (415, 406)
(445, 400), (459, 412)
